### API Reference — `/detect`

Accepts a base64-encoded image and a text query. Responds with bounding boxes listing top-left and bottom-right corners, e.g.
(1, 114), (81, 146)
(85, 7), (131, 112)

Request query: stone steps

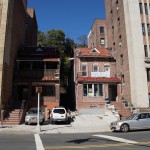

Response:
(2, 109), (24, 125)
(111, 102), (132, 119)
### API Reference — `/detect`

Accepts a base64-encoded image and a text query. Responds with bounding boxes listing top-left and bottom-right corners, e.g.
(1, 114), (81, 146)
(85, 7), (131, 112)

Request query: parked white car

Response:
(25, 107), (44, 125)
(110, 112), (150, 132)
(50, 106), (70, 124)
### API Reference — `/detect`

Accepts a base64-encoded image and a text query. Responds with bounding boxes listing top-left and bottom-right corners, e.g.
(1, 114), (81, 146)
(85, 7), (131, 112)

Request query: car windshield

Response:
(53, 109), (65, 114)
(126, 114), (137, 120)
(28, 109), (42, 114)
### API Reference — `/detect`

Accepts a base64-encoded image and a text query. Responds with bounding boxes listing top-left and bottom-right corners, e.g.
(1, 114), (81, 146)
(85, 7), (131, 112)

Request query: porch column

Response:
(117, 84), (122, 102)
(76, 83), (82, 109)
(55, 84), (60, 101)
(104, 83), (108, 99)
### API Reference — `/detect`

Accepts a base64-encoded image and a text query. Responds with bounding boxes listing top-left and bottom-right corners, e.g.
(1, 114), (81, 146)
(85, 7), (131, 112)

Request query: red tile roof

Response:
(77, 77), (121, 83)
(76, 47), (112, 57)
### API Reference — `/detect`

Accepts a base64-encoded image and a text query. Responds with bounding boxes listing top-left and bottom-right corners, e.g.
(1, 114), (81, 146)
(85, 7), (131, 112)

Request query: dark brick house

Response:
(11, 46), (60, 120)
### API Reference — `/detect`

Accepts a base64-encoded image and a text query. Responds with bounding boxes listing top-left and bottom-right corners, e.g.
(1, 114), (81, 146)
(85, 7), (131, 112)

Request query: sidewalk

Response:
(0, 111), (118, 134)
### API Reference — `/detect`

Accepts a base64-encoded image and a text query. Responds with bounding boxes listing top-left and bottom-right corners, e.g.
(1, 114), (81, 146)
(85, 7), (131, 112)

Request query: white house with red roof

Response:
(74, 47), (121, 112)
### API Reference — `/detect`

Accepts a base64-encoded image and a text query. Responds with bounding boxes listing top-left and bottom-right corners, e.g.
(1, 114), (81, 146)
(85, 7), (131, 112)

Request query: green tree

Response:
(37, 29), (75, 88)
(37, 31), (47, 46)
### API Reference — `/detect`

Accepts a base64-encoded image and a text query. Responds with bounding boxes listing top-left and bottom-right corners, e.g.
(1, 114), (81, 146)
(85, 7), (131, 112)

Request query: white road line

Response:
(34, 134), (45, 150)
(93, 134), (138, 144)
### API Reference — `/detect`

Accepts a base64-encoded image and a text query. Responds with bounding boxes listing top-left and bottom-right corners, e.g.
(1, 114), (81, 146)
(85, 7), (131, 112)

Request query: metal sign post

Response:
(36, 87), (42, 133)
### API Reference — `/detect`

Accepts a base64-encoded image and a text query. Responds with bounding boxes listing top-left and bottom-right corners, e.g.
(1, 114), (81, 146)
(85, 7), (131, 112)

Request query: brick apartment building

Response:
(0, 0), (28, 110)
(88, 19), (107, 48)
(74, 47), (121, 113)
(105, 0), (150, 108)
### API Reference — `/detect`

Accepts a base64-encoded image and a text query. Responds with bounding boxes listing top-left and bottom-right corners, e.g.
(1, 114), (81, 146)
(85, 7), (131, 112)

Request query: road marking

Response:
(34, 134), (44, 150)
(93, 134), (138, 144)
(45, 141), (150, 149)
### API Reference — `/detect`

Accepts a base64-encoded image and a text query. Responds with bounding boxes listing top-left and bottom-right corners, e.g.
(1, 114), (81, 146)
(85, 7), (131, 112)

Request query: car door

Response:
(136, 113), (149, 129)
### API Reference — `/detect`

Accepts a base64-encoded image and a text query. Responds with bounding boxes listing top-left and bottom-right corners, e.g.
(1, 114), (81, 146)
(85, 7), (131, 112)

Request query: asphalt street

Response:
(0, 130), (150, 150)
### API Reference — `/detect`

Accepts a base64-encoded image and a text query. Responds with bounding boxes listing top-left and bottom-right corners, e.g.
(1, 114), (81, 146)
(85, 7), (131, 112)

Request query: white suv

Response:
(50, 107), (70, 124)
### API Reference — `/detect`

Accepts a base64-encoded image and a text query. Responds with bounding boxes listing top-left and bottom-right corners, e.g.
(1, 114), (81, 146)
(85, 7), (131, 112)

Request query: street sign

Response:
(36, 87), (42, 93)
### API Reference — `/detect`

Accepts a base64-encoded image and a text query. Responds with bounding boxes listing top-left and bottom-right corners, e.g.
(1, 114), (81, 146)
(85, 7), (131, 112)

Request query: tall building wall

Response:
(105, 0), (131, 103)
(0, 0), (26, 107)
(26, 8), (38, 46)
(123, 0), (149, 107)
(105, 0), (149, 107)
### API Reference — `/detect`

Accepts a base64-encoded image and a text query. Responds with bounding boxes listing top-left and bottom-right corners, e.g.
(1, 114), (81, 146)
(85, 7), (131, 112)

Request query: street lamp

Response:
(35, 87), (42, 133)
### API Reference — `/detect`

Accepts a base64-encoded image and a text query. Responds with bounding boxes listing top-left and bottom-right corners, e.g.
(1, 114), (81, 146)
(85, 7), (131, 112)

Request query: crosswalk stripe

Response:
(93, 134), (138, 144)
(34, 134), (45, 150)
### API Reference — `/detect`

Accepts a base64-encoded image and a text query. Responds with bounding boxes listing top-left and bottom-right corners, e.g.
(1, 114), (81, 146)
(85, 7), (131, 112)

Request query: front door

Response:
(109, 84), (117, 101)
(18, 85), (29, 100)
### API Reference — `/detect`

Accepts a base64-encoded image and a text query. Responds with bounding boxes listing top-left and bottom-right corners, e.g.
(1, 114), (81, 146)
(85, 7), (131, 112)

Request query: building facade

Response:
(26, 8), (38, 46)
(105, 0), (150, 108)
(74, 47), (121, 113)
(13, 46), (60, 111)
(88, 19), (107, 48)
(0, 0), (27, 109)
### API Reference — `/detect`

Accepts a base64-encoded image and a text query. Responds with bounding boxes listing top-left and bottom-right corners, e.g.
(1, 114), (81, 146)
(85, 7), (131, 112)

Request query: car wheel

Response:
(25, 122), (28, 125)
(120, 124), (130, 132)
(50, 120), (54, 124)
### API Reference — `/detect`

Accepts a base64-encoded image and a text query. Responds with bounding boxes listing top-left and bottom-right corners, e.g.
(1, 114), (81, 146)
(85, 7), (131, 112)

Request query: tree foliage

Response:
(77, 35), (88, 47)
(37, 30), (75, 88)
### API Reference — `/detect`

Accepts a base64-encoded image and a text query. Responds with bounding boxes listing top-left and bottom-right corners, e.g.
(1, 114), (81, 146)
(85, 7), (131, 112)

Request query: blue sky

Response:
(28, 0), (105, 43)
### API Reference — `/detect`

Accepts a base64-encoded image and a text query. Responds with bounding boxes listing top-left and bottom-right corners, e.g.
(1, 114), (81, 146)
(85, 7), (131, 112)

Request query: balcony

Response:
(14, 69), (60, 80)
(77, 71), (110, 78)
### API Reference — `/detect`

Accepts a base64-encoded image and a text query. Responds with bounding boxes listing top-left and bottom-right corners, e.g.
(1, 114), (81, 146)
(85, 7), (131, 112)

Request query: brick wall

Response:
(0, 0), (26, 106)
(105, 0), (131, 102)
(88, 19), (107, 48)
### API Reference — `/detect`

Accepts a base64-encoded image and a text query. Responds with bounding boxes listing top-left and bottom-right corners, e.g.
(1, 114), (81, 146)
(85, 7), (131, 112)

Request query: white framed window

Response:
(100, 38), (105, 45)
(83, 84), (103, 97)
(81, 64), (87, 76)
(93, 63), (99, 72)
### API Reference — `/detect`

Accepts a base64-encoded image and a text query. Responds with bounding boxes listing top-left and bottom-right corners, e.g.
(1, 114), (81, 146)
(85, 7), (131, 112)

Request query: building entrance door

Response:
(18, 85), (29, 101)
(109, 84), (117, 101)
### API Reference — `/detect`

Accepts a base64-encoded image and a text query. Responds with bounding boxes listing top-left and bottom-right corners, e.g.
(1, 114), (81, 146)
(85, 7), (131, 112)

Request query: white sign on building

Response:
(91, 71), (109, 77)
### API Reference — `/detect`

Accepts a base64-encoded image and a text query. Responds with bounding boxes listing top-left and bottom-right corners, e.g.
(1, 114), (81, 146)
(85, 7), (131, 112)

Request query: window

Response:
(19, 61), (31, 70)
(100, 26), (104, 33)
(144, 3), (148, 15)
(146, 68), (150, 82)
(120, 54), (123, 66)
(100, 38), (105, 45)
(32, 61), (44, 70)
(121, 74), (125, 84)
(93, 63), (99, 72)
(139, 3), (143, 14)
(142, 23), (146, 36)
(104, 65), (110, 71)
(118, 17), (120, 26)
(46, 62), (58, 69)
(32, 85), (55, 96)
(83, 84), (103, 97)
(81, 64), (87, 76)
(147, 24), (150, 36)
(144, 45), (148, 57)
(42, 85), (55, 96)
(138, 113), (149, 119)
